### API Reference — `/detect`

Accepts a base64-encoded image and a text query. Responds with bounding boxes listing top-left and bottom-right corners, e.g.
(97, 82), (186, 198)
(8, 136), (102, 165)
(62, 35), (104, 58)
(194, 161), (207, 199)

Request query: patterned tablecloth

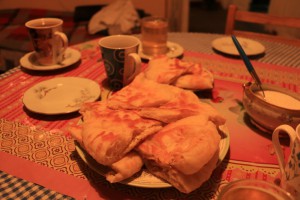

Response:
(0, 33), (299, 199)
(0, 170), (74, 200)
(167, 33), (300, 68)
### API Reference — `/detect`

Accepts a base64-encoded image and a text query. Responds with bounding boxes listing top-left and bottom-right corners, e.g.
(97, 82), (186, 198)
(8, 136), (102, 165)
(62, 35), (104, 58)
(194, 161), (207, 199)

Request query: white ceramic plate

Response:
(75, 125), (230, 188)
(23, 77), (101, 115)
(212, 36), (265, 56)
(139, 41), (184, 60)
(20, 48), (81, 71)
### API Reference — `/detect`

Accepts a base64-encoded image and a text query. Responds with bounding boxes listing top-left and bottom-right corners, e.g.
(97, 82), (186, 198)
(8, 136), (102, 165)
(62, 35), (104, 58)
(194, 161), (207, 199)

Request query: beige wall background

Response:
(0, 0), (166, 18)
(0, 0), (189, 31)
(267, 0), (300, 38)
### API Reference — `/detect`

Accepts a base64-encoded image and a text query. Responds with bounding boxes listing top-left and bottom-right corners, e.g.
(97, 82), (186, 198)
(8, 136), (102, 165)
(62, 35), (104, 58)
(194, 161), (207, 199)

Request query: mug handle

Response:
(296, 124), (300, 139)
(123, 53), (141, 86)
(272, 124), (297, 180)
(54, 31), (68, 54)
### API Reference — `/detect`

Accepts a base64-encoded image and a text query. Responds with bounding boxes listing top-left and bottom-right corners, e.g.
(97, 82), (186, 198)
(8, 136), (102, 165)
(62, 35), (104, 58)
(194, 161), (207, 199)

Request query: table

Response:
(0, 32), (299, 199)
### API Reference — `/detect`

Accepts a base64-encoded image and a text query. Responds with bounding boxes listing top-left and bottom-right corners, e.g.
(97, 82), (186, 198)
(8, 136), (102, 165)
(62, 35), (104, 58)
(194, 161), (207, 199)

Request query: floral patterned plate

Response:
(22, 77), (101, 115)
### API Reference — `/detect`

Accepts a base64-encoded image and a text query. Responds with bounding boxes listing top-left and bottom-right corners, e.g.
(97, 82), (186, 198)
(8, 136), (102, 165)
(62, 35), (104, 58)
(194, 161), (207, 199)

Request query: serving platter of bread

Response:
(69, 56), (230, 193)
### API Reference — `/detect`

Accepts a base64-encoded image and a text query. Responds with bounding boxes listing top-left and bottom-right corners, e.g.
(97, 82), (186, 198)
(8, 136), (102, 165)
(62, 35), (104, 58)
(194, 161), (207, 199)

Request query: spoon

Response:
(231, 35), (265, 97)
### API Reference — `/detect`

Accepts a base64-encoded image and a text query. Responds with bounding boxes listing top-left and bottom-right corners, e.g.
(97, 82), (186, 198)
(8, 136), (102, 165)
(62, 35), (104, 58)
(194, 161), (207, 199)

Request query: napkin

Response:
(88, 0), (140, 35)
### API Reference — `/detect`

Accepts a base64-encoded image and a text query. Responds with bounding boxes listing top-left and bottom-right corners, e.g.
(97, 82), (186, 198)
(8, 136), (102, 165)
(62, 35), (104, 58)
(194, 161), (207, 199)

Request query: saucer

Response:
(20, 48), (81, 71)
(139, 41), (184, 60)
(23, 77), (101, 115)
(212, 36), (265, 56)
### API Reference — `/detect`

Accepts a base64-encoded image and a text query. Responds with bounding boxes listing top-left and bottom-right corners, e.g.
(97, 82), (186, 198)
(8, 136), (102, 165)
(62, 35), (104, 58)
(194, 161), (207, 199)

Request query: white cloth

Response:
(88, 0), (140, 35)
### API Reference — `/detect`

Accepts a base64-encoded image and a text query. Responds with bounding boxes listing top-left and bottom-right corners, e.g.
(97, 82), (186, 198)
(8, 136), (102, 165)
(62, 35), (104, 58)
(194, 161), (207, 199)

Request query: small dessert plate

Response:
(212, 36), (265, 56)
(139, 41), (184, 60)
(20, 48), (81, 71)
(23, 77), (101, 115)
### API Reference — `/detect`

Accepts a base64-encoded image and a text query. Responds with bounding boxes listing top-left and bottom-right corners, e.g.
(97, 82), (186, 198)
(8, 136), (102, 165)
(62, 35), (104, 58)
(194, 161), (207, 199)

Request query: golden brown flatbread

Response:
(105, 151), (144, 183)
(173, 68), (214, 90)
(144, 150), (219, 194)
(107, 72), (183, 110)
(70, 69), (226, 192)
(144, 56), (193, 84)
(144, 56), (214, 90)
(70, 101), (162, 166)
(108, 73), (225, 125)
(136, 115), (221, 193)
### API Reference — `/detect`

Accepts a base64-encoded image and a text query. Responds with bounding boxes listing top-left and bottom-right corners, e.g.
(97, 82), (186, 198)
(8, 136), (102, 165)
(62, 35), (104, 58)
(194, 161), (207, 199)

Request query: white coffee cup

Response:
(25, 18), (68, 66)
(273, 124), (300, 199)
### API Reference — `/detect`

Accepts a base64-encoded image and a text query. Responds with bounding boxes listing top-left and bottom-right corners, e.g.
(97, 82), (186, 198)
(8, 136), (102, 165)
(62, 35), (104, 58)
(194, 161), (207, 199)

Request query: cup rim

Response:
(218, 179), (294, 200)
(25, 18), (63, 29)
(98, 35), (140, 50)
(141, 15), (167, 22)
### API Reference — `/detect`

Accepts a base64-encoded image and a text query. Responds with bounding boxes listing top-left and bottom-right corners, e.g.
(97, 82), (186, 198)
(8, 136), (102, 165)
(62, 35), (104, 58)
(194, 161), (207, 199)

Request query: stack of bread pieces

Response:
(69, 56), (226, 193)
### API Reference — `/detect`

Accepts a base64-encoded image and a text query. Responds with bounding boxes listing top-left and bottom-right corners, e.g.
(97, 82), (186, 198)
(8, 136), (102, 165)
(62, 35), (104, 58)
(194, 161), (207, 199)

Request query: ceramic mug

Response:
(99, 35), (141, 91)
(272, 124), (300, 199)
(25, 18), (68, 66)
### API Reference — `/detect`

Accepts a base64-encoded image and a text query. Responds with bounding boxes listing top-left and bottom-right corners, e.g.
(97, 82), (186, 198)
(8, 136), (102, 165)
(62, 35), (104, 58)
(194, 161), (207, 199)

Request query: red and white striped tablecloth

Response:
(0, 35), (299, 199)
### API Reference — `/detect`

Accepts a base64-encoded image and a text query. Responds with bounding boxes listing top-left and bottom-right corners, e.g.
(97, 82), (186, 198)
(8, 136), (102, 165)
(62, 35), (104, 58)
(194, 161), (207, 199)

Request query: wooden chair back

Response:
(225, 4), (300, 45)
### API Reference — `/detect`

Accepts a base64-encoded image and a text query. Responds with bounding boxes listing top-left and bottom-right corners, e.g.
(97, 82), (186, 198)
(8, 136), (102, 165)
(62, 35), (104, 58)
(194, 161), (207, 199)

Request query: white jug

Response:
(273, 124), (300, 199)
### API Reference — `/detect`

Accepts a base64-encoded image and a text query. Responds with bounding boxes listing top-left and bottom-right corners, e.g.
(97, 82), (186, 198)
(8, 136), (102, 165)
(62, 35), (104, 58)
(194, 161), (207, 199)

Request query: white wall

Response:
(0, 0), (189, 32)
(166, 0), (189, 32)
(267, 0), (300, 38)
(0, 0), (166, 18)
